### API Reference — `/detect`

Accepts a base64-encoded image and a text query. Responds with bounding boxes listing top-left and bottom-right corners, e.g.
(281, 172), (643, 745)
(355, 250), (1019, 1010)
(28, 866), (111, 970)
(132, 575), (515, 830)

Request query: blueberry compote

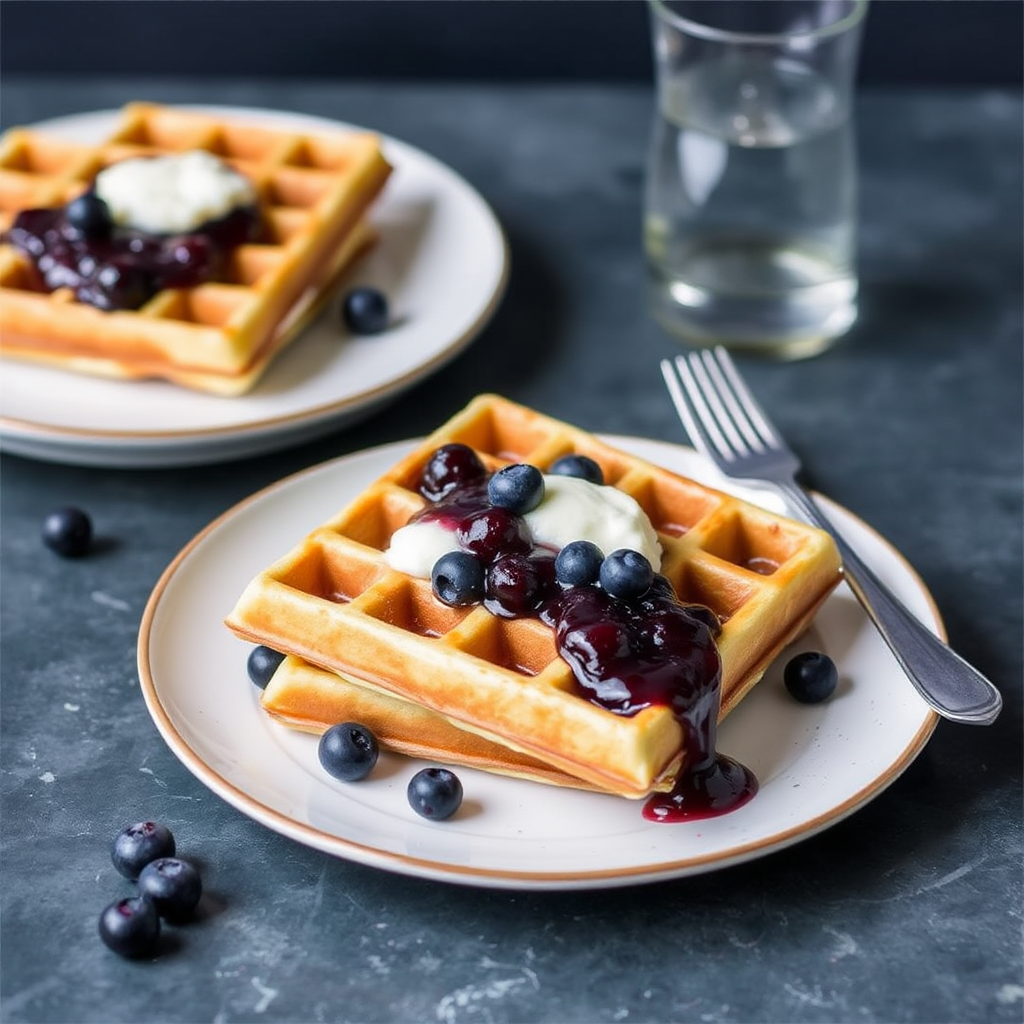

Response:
(412, 445), (758, 821)
(5, 192), (259, 311)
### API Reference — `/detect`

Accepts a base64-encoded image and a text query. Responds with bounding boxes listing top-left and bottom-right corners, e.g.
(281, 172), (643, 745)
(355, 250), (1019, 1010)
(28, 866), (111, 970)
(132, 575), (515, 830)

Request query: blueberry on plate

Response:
(318, 722), (380, 782)
(431, 550), (486, 606)
(247, 645), (285, 689)
(41, 506), (92, 558)
(407, 767), (463, 820)
(487, 464), (545, 514)
(554, 540), (605, 587)
(784, 651), (839, 704)
(137, 857), (203, 923)
(98, 896), (161, 958)
(64, 191), (111, 239)
(111, 820), (176, 881)
(599, 549), (654, 601)
(549, 454), (604, 486)
(342, 287), (389, 335)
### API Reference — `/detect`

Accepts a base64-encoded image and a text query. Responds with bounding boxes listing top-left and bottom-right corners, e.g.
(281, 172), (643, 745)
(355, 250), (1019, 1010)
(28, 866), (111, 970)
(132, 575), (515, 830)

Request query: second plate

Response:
(0, 106), (508, 468)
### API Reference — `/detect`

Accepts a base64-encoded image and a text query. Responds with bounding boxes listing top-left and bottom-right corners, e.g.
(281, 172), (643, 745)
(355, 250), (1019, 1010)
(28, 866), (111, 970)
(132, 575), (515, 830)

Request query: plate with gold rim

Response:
(137, 436), (939, 890)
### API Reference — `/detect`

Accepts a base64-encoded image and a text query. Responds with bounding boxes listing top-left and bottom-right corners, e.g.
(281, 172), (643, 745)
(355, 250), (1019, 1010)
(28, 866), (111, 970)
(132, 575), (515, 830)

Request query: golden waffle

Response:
(226, 395), (842, 797)
(0, 103), (392, 394)
(264, 655), (600, 791)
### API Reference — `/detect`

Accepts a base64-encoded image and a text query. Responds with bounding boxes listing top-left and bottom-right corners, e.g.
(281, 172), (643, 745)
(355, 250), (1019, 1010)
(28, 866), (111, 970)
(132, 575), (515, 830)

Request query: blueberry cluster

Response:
(6, 193), (257, 312)
(98, 821), (203, 959)
(417, 446), (657, 617)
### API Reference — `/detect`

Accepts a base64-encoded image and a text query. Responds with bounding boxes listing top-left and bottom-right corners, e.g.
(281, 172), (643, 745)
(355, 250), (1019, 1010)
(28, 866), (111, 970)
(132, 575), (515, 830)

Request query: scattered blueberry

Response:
(64, 191), (111, 239)
(247, 645), (285, 689)
(407, 767), (463, 820)
(784, 651), (839, 704)
(457, 507), (531, 563)
(431, 550), (486, 606)
(554, 540), (605, 587)
(549, 454), (604, 485)
(41, 506), (92, 558)
(318, 722), (380, 782)
(599, 549), (654, 601)
(342, 287), (389, 335)
(98, 896), (161, 958)
(487, 464), (545, 514)
(420, 444), (486, 501)
(111, 821), (177, 880)
(137, 857), (203, 923)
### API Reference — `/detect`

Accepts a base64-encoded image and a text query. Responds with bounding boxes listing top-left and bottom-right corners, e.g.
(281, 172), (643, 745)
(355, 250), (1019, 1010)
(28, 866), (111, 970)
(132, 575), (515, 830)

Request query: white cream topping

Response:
(524, 475), (662, 567)
(384, 475), (662, 578)
(94, 150), (256, 234)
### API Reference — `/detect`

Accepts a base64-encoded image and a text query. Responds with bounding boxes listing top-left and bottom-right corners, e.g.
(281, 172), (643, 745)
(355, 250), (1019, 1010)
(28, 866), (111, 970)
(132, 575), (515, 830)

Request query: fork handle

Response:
(776, 481), (1003, 726)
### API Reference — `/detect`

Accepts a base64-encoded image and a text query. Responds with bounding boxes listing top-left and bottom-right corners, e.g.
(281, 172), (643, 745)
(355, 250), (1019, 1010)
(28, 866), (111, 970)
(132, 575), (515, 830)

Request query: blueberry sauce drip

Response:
(5, 197), (259, 311)
(414, 451), (758, 821)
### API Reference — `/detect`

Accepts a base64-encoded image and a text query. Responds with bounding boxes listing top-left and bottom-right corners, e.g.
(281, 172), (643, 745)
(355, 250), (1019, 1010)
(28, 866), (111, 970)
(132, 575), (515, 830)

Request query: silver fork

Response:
(661, 346), (1002, 726)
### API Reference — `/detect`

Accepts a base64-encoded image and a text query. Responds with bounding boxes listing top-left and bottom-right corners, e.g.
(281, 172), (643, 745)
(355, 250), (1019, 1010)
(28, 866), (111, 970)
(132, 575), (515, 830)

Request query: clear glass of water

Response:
(645, 0), (869, 359)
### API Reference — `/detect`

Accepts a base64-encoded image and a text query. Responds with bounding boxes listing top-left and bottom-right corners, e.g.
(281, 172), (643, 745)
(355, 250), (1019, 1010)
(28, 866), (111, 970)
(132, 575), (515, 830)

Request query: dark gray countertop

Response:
(1, 79), (1021, 1024)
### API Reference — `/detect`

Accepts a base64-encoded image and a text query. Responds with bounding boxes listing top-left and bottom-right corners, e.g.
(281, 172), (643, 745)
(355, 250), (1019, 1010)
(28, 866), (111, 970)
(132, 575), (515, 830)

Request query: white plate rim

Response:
(0, 106), (509, 454)
(137, 437), (940, 889)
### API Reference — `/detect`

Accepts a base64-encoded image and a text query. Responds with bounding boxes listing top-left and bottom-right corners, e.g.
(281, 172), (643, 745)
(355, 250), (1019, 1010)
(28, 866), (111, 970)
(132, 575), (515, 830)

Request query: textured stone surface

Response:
(1, 81), (1021, 1024)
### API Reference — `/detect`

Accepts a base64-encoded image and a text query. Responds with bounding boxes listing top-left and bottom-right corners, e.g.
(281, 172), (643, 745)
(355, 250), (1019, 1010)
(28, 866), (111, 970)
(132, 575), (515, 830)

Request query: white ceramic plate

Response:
(0, 107), (508, 468)
(138, 436), (939, 889)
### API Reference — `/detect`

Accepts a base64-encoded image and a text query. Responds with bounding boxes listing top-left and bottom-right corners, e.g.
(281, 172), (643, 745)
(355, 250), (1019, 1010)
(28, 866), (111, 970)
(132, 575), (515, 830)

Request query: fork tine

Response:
(709, 347), (785, 451)
(659, 357), (733, 462)
(698, 349), (766, 453)
(688, 351), (753, 457)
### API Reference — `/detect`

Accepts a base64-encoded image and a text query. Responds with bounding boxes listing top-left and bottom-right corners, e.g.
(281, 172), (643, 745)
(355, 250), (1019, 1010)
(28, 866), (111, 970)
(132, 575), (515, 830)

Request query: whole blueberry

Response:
(64, 191), (111, 239)
(485, 551), (556, 617)
(41, 506), (92, 558)
(98, 896), (161, 958)
(487, 464), (545, 514)
(599, 549), (654, 601)
(457, 506), (531, 563)
(549, 454), (604, 485)
(554, 540), (605, 587)
(784, 651), (839, 704)
(111, 820), (176, 880)
(137, 857), (203, 922)
(247, 645), (285, 689)
(419, 444), (486, 501)
(431, 550), (486, 606)
(342, 287), (389, 334)
(318, 721), (380, 781)
(407, 767), (463, 820)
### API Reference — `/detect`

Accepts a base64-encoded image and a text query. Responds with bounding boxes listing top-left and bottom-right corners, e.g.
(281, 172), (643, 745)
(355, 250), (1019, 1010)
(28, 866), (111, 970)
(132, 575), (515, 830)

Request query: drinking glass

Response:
(644, 0), (868, 359)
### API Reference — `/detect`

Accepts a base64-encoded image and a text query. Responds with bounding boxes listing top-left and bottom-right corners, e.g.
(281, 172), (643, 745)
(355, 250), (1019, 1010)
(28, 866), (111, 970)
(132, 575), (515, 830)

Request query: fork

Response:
(661, 347), (1003, 726)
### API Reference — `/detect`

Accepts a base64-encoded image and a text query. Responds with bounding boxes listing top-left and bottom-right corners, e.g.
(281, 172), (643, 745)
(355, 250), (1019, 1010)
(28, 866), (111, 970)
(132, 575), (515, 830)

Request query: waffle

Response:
(0, 103), (392, 394)
(226, 395), (842, 797)
(264, 655), (600, 790)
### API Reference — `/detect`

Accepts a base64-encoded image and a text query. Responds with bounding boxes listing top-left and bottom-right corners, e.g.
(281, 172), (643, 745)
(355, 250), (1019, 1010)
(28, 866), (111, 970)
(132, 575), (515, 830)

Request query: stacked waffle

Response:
(226, 395), (843, 797)
(0, 103), (392, 394)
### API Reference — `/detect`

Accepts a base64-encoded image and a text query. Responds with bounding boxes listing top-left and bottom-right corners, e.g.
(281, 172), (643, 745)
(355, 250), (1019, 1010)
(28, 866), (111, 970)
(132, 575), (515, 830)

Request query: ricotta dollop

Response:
(94, 150), (256, 234)
(385, 474), (662, 578)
